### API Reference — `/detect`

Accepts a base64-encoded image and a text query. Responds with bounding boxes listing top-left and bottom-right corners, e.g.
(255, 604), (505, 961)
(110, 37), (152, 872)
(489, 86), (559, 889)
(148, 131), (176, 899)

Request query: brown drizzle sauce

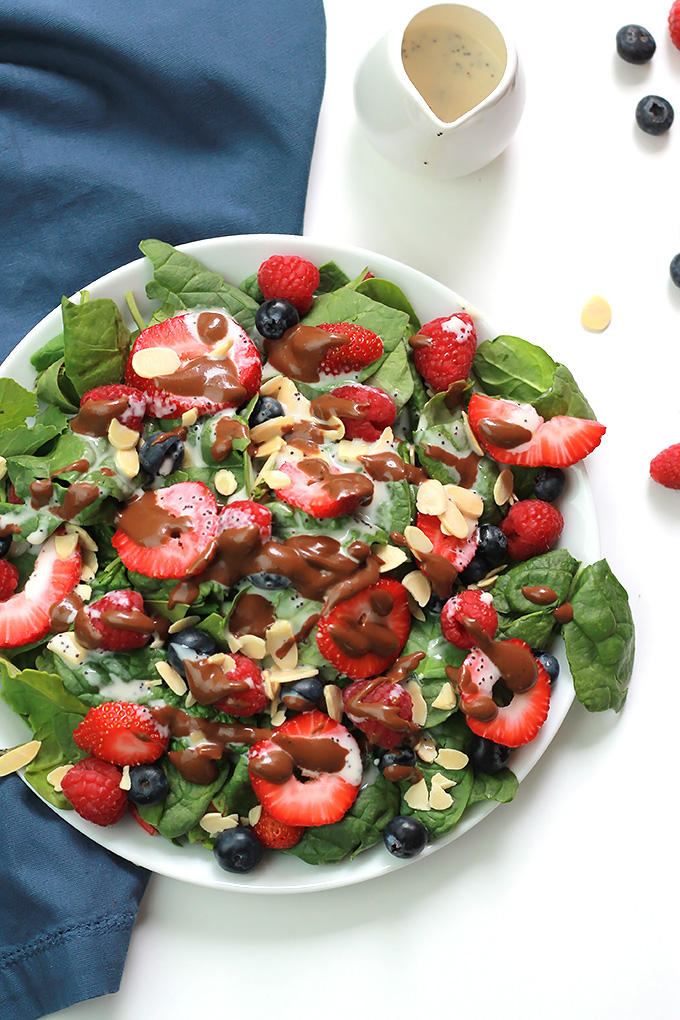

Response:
(115, 490), (195, 549)
(197, 312), (228, 343)
(476, 418), (532, 449)
(553, 602), (574, 624)
(155, 354), (246, 406)
(263, 325), (349, 383)
(211, 418), (250, 461)
(521, 584), (558, 606)
(70, 396), (130, 438)
(184, 657), (247, 706)
(327, 586), (400, 659)
(421, 444), (480, 489)
(309, 392), (367, 422)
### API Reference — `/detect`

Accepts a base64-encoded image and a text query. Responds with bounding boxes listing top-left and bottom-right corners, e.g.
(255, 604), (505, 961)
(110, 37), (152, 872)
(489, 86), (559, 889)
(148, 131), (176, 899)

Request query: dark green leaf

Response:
(366, 340), (414, 413)
(62, 295), (132, 399)
(30, 332), (65, 373)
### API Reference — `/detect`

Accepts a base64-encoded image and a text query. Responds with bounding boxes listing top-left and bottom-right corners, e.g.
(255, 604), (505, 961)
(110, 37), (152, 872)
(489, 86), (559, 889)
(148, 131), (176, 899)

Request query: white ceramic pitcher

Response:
(354, 3), (525, 179)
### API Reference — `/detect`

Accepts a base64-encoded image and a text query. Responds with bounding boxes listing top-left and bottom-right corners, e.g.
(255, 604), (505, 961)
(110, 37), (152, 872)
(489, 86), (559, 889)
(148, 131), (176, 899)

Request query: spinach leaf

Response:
(30, 332), (65, 373)
(414, 396), (499, 504)
(0, 380), (38, 432)
(238, 272), (264, 303)
(399, 714), (474, 838)
(34, 358), (79, 413)
(492, 549), (580, 647)
(533, 363), (596, 420)
(211, 755), (258, 818)
(62, 295), (132, 399)
(0, 394), (68, 459)
(36, 645), (168, 707)
(317, 260), (351, 293)
(562, 559), (634, 712)
(468, 768), (518, 805)
(138, 759), (231, 840)
(365, 340), (414, 413)
(355, 277), (421, 331)
(140, 239), (259, 333)
(286, 775), (400, 865)
(401, 614), (465, 685)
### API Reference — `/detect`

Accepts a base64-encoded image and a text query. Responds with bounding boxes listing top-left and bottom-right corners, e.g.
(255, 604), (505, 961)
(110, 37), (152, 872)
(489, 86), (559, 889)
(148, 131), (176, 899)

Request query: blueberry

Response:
(468, 735), (511, 774)
(246, 571), (291, 590)
(616, 25), (656, 64)
(533, 468), (566, 503)
(426, 593), (447, 615)
(477, 523), (508, 567)
(383, 815), (428, 858)
(255, 298), (299, 340)
(0, 535), (12, 558)
(457, 554), (489, 586)
(670, 254), (680, 288)
(536, 651), (560, 685)
(167, 628), (217, 678)
(248, 396), (285, 428)
(139, 433), (184, 478)
(280, 675), (326, 711)
(213, 827), (264, 873)
(636, 95), (674, 136)
(377, 746), (417, 776)
(127, 763), (168, 806)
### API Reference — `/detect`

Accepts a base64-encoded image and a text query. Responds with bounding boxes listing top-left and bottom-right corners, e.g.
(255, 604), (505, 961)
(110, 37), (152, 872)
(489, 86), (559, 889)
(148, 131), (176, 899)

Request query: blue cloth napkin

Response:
(0, 2), (326, 1018)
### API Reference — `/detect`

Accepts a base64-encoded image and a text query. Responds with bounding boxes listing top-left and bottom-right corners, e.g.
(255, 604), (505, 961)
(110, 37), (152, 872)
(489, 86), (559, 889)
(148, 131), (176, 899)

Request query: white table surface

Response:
(58, 0), (677, 1016)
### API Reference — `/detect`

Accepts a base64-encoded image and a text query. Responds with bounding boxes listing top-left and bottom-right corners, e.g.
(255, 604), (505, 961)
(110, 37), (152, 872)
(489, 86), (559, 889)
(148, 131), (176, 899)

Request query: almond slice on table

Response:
(0, 740), (42, 776)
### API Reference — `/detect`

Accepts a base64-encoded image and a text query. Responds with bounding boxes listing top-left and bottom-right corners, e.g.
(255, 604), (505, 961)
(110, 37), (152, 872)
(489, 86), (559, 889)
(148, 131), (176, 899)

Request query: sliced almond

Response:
(131, 346), (181, 379)
(493, 468), (514, 506)
(199, 812), (239, 834)
(0, 740), (42, 777)
(0, 456), (6, 482)
(65, 523), (98, 552)
(181, 408), (199, 427)
(254, 436), (285, 459)
(115, 447), (140, 479)
(185, 691), (196, 708)
(167, 615), (202, 634)
(249, 413), (296, 445)
(431, 772), (458, 791)
(462, 410), (485, 456)
(404, 525), (433, 556)
(404, 777), (431, 811)
(429, 782), (454, 811)
(81, 550), (99, 582)
(324, 683), (343, 722)
(414, 733), (437, 763)
(46, 631), (88, 666)
(207, 336), (234, 359)
(108, 417), (140, 451)
(406, 593), (426, 622)
(263, 665), (320, 685)
(155, 660), (187, 696)
(435, 748), (469, 770)
(402, 569), (432, 608)
(46, 763), (73, 791)
(248, 804), (262, 827)
(234, 633), (266, 660)
(374, 544), (409, 573)
(74, 582), (92, 601)
(263, 469), (292, 490)
(445, 485), (484, 518)
(336, 439), (371, 462)
(214, 469), (238, 497)
(54, 532), (79, 560)
(265, 620), (298, 669)
(416, 478), (447, 516)
(404, 679), (428, 727)
(264, 676), (280, 702)
(119, 765), (131, 791)
(318, 414), (345, 441)
(439, 502), (468, 540)
(270, 706), (286, 726)
(431, 681), (456, 711)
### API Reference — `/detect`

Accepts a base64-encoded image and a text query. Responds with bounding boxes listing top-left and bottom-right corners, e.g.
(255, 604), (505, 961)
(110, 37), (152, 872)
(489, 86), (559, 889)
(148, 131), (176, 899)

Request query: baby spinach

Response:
(562, 559), (634, 712)
(492, 549), (580, 647)
(366, 340), (414, 413)
(62, 294), (132, 399)
(138, 759), (232, 841)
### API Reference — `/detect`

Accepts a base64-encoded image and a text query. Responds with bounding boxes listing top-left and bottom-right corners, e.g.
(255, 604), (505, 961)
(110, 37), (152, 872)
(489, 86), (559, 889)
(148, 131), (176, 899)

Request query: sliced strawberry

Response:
(78, 384), (149, 434)
(271, 458), (374, 519)
(316, 578), (411, 680)
(125, 311), (262, 418)
(129, 802), (159, 835)
(459, 640), (551, 747)
(248, 710), (362, 827)
(84, 589), (152, 651)
(112, 481), (219, 579)
(467, 394), (606, 468)
(329, 383), (396, 441)
(252, 807), (304, 849)
(73, 701), (170, 766)
(212, 654), (267, 716)
(0, 534), (82, 648)
(220, 500), (272, 542)
(316, 323), (383, 376)
(0, 560), (19, 601)
(414, 512), (479, 598)
(342, 679), (415, 749)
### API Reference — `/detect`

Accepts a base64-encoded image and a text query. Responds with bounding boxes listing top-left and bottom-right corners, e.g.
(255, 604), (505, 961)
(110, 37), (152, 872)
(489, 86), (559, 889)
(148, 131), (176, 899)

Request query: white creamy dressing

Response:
(402, 12), (506, 123)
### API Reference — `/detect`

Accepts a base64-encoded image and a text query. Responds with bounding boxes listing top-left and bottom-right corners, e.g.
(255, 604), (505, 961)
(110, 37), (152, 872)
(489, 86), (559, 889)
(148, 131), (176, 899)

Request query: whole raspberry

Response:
(219, 499), (272, 542)
(440, 589), (498, 649)
(61, 757), (128, 826)
(342, 679), (414, 749)
(0, 560), (19, 601)
(329, 383), (396, 440)
(650, 442), (680, 489)
(670, 1), (680, 49)
(84, 589), (151, 651)
(413, 312), (477, 392)
(257, 255), (320, 315)
(316, 323), (383, 376)
(501, 499), (564, 561)
(211, 654), (268, 717)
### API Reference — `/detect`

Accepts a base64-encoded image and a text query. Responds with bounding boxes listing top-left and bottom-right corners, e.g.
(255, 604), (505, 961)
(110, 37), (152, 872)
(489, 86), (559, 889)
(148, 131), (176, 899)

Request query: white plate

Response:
(0, 234), (600, 893)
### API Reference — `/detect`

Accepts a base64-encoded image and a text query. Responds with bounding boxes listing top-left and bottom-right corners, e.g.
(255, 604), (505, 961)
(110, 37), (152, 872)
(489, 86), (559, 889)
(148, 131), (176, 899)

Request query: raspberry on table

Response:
(650, 442), (680, 489)
(257, 255), (320, 315)
(61, 757), (128, 827)
(670, 1), (680, 50)
(500, 499), (564, 561)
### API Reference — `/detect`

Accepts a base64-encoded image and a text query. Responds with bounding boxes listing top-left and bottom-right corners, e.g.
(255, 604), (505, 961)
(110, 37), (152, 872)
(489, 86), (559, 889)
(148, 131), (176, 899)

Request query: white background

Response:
(59, 0), (678, 1017)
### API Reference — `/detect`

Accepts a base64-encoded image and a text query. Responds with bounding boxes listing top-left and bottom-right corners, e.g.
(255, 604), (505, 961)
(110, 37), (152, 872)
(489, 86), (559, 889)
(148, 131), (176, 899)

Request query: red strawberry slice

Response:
(248, 710), (362, 827)
(316, 578), (411, 679)
(414, 512), (479, 598)
(112, 481), (219, 579)
(219, 500), (272, 542)
(329, 383), (397, 441)
(413, 312), (477, 392)
(252, 807), (304, 849)
(78, 384), (149, 434)
(467, 394), (606, 468)
(84, 589), (152, 652)
(125, 311), (262, 418)
(74, 701), (170, 766)
(316, 323), (383, 376)
(459, 640), (551, 747)
(0, 534), (82, 648)
(271, 458), (374, 519)
(342, 678), (415, 749)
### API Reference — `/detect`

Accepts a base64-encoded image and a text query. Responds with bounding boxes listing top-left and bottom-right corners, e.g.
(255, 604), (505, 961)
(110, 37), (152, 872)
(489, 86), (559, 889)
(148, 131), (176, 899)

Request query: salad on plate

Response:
(0, 239), (635, 876)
